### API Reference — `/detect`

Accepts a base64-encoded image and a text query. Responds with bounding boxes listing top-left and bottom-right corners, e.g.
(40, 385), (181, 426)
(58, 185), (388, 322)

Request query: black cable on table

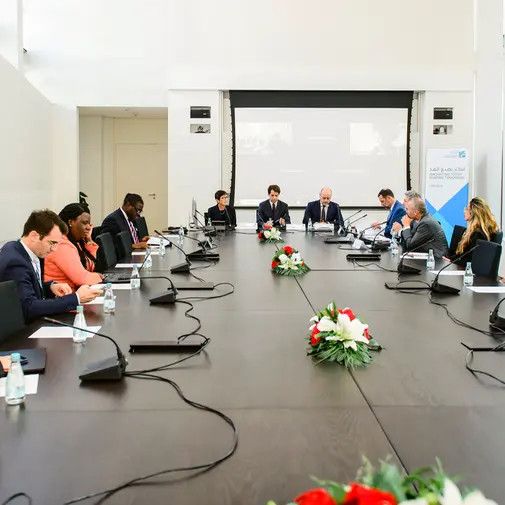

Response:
(175, 282), (235, 302)
(62, 373), (238, 505)
(1, 493), (32, 505)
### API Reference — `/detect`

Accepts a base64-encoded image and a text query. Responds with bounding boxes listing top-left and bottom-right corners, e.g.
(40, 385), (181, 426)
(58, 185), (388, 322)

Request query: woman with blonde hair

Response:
(451, 197), (500, 265)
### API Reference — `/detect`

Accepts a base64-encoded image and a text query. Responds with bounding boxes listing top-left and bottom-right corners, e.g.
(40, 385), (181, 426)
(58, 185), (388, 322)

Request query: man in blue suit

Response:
(372, 189), (406, 239)
(302, 188), (344, 229)
(0, 210), (100, 321)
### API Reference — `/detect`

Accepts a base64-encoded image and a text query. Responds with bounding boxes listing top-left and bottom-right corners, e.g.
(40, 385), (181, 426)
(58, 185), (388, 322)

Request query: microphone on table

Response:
(139, 275), (178, 304)
(344, 210), (362, 225)
(43, 317), (128, 381)
(195, 209), (217, 237)
(155, 230), (192, 274)
(346, 214), (367, 234)
(489, 297), (505, 332)
(431, 244), (479, 295)
(370, 229), (389, 252)
(359, 220), (387, 239)
(397, 237), (436, 274)
(224, 207), (236, 230)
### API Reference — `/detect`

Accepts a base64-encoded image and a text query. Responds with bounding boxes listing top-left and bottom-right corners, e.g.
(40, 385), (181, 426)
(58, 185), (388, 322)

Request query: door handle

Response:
(148, 193), (156, 199)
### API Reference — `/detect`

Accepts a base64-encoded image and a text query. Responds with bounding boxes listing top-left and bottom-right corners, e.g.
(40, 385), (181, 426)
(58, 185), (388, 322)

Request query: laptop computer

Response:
(102, 249), (151, 284)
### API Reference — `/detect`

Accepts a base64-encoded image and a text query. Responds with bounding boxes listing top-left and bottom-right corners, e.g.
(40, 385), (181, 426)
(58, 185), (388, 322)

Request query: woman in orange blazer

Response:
(44, 203), (103, 291)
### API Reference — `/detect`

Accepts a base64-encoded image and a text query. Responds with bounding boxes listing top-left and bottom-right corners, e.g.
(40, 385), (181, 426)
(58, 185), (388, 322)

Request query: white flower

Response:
(399, 500), (429, 505)
(327, 302), (336, 312)
(278, 254), (288, 264)
(264, 229), (272, 239)
(336, 313), (369, 344)
(317, 316), (338, 333)
(440, 479), (498, 505)
(309, 315), (319, 324)
(292, 252), (302, 263)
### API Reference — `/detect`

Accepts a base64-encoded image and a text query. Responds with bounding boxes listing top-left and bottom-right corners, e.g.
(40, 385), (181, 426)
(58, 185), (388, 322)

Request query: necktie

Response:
(272, 203), (276, 219)
(33, 260), (45, 299)
(128, 220), (139, 244)
(321, 206), (326, 222)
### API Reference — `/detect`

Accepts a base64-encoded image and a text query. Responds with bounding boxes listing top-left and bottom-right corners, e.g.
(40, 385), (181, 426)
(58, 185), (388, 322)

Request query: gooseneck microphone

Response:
(490, 297), (505, 331)
(155, 230), (191, 274)
(43, 317), (128, 381)
(370, 229), (389, 251)
(195, 208), (217, 236)
(431, 244), (479, 295)
(397, 238), (436, 274)
(346, 214), (367, 233)
(345, 209), (362, 225)
(139, 275), (178, 304)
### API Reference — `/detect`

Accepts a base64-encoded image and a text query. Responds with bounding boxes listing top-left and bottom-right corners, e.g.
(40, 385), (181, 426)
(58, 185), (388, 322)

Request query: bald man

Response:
(302, 188), (344, 228)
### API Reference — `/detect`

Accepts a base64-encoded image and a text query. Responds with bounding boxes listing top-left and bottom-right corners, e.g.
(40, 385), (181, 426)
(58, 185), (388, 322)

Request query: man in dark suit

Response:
(0, 210), (100, 321)
(399, 196), (448, 258)
(257, 185), (291, 228)
(302, 188), (344, 229)
(372, 189), (407, 238)
(100, 193), (149, 251)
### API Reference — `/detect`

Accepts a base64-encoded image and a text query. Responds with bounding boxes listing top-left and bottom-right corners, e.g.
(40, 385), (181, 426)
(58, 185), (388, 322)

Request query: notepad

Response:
(467, 286), (505, 294)
(91, 284), (132, 290)
(0, 374), (39, 397)
(429, 270), (465, 276)
(132, 251), (161, 256)
(404, 252), (429, 259)
(29, 326), (101, 339)
(115, 263), (142, 268)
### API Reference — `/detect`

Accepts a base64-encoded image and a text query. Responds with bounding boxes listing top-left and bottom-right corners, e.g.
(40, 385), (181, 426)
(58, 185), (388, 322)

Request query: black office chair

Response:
(116, 231), (133, 260)
(471, 239), (502, 280)
(492, 231), (503, 245)
(135, 217), (149, 239)
(91, 225), (102, 242)
(95, 232), (118, 272)
(0, 281), (25, 343)
(449, 225), (466, 257)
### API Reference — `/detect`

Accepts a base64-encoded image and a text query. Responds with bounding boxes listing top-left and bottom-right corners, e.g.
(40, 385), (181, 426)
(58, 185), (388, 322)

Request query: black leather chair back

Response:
(117, 231), (133, 260)
(91, 225), (102, 242)
(492, 231), (503, 245)
(135, 217), (149, 240)
(95, 232), (117, 272)
(449, 225), (466, 257)
(472, 239), (502, 279)
(0, 281), (25, 342)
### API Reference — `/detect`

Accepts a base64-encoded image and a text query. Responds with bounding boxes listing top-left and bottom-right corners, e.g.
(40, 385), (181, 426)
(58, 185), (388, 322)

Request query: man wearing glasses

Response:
(0, 210), (101, 321)
(100, 193), (150, 251)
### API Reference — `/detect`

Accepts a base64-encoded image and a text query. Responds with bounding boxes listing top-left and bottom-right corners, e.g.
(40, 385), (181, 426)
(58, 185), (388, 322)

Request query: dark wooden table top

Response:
(1, 231), (504, 503)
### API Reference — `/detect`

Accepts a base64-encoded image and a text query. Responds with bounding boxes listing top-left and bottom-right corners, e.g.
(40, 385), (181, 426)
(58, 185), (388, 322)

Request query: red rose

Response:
(271, 261), (279, 270)
(295, 488), (336, 505)
(311, 325), (321, 345)
(364, 328), (370, 340)
(283, 246), (294, 256)
(343, 483), (397, 505)
(258, 232), (263, 239)
(338, 308), (356, 321)
(302, 262), (305, 266)
(264, 223), (273, 230)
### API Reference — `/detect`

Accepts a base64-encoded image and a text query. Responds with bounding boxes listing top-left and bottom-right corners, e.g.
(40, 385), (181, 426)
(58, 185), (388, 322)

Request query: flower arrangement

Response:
(308, 302), (380, 368)
(271, 246), (310, 276)
(258, 222), (283, 243)
(267, 458), (497, 505)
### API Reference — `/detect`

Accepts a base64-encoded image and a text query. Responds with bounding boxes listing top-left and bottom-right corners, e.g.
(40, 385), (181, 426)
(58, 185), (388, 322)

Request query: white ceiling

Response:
(78, 107), (168, 119)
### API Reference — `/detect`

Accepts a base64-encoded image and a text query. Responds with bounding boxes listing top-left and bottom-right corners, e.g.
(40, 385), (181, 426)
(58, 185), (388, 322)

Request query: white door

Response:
(116, 143), (168, 232)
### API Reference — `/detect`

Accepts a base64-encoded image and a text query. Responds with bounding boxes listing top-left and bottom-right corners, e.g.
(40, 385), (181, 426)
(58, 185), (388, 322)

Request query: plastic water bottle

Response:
(207, 217), (212, 227)
(308, 218), (313, 231)
(130, 265), (141, 290)
(464, 262), (474, 286)
(103, 283), (115, 314)
(5, 353), (26, 406)
(178, 225), (184, 245)
(426, 249), (435, 270)
(72, 306), (88, 343)
(390, 237), (399, 257)
(160, 240), (166, 256)
(144, 252), (152, 271)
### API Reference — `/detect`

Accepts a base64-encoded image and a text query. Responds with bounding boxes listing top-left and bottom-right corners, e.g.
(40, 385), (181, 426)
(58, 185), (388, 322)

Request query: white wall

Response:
(168, 0), (474, 91)
(0, 54), (52, 240)
(167, 91), (222, 225)
(79, 116), (168, 222)
(0, 0), (23, 71)
(23, 0), (168, 106)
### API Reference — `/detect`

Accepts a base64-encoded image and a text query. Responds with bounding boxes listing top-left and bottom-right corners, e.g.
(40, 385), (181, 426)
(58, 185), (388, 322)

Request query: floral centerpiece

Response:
(267, 458), (497, 505)
(272, 246), (310, 276)
(258, 222), (283, 243)
(308, 302), (380, 368)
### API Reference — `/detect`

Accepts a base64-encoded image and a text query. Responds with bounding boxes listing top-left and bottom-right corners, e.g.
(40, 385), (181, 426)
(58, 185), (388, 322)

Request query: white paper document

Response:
(132, 251), (161, 256)
(468, 286), (505, 294)
(29, 326), (101, 339)
(429, 270), (465, 276)
(114, 263), (142, 269)
(403, 252), (428, 259)
(83, 297), (104, 305)
(147, 237), (171, 246)
(91, 284), (132, 291)
(0, 374), (39, 397)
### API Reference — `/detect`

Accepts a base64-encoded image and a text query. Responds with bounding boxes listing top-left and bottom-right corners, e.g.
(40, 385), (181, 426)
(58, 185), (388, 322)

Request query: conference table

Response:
(1, 229), (505, 504)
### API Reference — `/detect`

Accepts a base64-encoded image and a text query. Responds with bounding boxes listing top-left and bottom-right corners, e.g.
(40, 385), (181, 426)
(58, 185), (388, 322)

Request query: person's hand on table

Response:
(392, 222), (403, 233)
(401, 215), (413, 228)
(76, 285), (103, 303)
(141, 236), (149, 242)
(132, 242), (148, 250)
(51, 283), (73, 297)
(371, 221), (382, 229)
(279, 218), (286, 226)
